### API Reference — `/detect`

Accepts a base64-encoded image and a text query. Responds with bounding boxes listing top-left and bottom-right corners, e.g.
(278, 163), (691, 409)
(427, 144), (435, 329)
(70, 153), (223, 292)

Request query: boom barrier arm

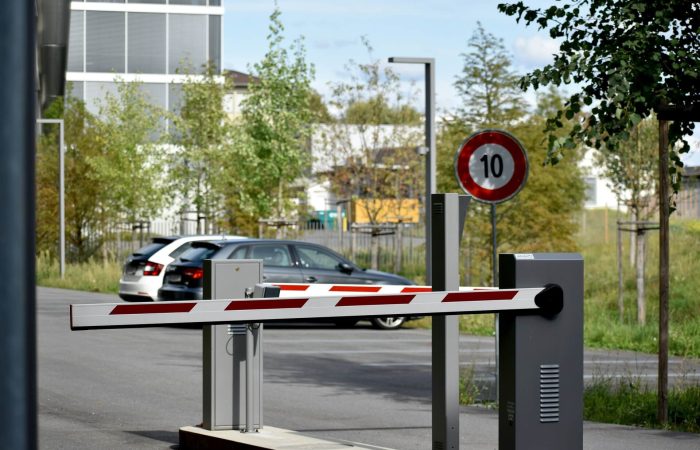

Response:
(69, 286), (560, 331)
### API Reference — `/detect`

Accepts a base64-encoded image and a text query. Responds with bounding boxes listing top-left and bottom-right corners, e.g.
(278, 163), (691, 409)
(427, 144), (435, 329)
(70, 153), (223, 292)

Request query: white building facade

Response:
(66, 0), (223, 117)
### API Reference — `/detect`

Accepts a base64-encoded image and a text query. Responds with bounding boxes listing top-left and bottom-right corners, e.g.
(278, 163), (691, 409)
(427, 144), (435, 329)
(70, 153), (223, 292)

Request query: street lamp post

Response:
(390, 57), (460, 450)
(36, 118), (65, 279)
(387, 57), (435, 284)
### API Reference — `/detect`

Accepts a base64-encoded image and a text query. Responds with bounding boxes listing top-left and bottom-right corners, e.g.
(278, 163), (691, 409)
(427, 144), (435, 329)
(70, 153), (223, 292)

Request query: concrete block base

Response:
(179, 425), (394, 450)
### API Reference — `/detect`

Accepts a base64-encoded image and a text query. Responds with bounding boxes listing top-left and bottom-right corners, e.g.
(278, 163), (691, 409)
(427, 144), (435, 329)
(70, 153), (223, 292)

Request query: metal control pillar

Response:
(498, 253), (583, 450)
(202, 259), (263, 431)
(431, 193), (469, 450)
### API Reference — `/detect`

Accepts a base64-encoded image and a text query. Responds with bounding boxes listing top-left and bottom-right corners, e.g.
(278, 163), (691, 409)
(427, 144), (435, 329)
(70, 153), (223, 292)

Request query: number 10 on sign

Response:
(454, 129), (528, 204)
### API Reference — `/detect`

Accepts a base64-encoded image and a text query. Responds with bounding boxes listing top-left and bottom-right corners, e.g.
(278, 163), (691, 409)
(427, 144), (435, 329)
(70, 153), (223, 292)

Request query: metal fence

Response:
(90, 219), (425, 278)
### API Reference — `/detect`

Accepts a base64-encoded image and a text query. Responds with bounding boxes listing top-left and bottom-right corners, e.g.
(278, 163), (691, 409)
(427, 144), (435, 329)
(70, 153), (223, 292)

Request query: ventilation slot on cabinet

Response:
(540, 364), (560, 423)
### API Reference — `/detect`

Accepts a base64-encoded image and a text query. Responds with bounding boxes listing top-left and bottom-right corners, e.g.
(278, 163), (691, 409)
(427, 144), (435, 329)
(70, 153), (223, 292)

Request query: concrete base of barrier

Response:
(179, 425), (394, 450)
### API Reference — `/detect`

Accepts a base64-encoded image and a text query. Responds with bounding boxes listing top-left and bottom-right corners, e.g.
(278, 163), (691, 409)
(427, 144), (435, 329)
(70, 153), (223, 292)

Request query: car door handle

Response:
(305, 276), (317, 283)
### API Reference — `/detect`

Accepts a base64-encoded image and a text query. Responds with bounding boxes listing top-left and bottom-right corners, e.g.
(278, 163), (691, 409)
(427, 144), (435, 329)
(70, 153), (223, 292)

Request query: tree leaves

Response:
(498, 0), (700, 181)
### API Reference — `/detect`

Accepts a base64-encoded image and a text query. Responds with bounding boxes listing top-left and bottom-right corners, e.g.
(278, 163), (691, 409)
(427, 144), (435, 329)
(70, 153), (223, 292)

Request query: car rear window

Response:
(132, 242), (166, 258)
(177, 245), (219, 262)
(168, 242), (194, 259)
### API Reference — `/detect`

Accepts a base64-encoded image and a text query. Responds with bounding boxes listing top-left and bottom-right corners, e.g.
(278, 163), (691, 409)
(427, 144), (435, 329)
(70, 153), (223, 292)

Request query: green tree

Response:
(97, 80), (168, 226)
(498, 1), (698, 167)
(498, 0), (700, 423)
(37, 94), (110, 262)
(438, 25), (584, 285)
(171, 64), (233, 234)
(319, 38), (423, 268)
(455, 22), (527, 129)
(596, 115), (658, 325)
(308, 90), (334, 124)
(241, 6), (315, 222)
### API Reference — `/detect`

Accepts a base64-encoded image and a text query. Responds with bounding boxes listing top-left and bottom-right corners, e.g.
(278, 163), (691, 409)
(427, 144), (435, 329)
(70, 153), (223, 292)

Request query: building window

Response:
(169, 0), (208, 5)
(85, 81), (119, 115)
(168, 14), (207, 74)
(67, 11), (84, 72)
(86, 11), (125, 73)
(208, 15), (221, 71)
(585, 177), (597, 207)
(67, 81), (84, 101)
(128, 13), (166, 74)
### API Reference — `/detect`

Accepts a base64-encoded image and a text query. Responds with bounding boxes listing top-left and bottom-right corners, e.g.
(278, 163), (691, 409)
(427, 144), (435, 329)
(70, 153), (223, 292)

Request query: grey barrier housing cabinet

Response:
(498, 253), (584, 450)
(202, 259), (263, 431)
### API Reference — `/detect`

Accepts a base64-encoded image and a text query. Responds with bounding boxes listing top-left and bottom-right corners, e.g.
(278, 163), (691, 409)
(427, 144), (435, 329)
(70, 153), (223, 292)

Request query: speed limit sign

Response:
(454, 129), (528, 203)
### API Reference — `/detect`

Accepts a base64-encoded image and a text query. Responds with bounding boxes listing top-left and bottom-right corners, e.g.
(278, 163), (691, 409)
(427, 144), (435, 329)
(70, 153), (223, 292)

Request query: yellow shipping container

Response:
(352, 199), (420, 224)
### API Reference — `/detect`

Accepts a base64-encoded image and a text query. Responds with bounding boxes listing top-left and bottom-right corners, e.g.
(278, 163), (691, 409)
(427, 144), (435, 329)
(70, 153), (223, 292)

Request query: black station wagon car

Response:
(157, 239), (415, 329)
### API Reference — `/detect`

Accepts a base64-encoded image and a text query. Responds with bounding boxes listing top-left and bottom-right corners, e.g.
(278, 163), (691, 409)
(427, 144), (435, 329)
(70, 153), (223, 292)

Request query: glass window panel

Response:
(128, 13), (166, 74)
(67, 11), (84, 72)
(66, 81), (84, 101)
(296, 245), (343, 270)
(208, 15), (221, 72)
(209, 0), (221, 5)
(168, 14), (207, 74)
(85, 81), (119, 116)
(249, 245), (293, 267)
(169, 0), (207, 5)
(91, 1), (125, 3)
(168, 83), (183, 137)
(86, 12), (125, 73)
(137, 83), (167, 140)
(128, 1), (166, 4)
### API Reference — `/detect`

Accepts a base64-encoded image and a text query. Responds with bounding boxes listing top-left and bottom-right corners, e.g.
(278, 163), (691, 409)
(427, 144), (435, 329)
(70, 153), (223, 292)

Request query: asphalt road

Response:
(39, 287), (700, 449)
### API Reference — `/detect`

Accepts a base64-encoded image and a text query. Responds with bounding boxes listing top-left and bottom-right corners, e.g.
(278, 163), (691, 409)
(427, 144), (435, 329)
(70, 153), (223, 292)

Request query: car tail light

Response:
(183, 267), (203, 280)
(143, 262), (164, 276)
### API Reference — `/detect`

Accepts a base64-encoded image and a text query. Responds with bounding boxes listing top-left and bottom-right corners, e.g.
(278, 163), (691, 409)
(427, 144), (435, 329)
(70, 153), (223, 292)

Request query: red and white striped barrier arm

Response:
(70, 286), (547, 331)
(272, 283), (496, 297)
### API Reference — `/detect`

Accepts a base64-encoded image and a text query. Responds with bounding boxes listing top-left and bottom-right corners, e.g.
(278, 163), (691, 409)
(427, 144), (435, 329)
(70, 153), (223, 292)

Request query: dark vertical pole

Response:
(425, 61), (436, 285)
(432, 194), (460, 450)
(0, 0), (37, 448)
(658, 119), (670, 424)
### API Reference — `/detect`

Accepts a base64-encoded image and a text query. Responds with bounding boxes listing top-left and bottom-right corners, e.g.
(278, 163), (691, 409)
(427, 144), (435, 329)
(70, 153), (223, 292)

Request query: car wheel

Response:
(334, 318), (359, 328)
(371, 317), (405, 330)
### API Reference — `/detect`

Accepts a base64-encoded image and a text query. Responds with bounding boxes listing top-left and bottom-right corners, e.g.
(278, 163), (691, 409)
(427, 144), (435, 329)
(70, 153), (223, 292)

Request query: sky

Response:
(222, 0), (557, 112)
(222, 0), (700, 164)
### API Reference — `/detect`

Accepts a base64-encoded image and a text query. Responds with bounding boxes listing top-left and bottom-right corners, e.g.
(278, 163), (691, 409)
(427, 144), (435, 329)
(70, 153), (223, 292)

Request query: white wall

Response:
(579, 148), (623, 209)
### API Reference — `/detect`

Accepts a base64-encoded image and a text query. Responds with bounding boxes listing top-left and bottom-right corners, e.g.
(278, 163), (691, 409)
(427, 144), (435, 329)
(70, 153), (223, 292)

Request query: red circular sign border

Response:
(454, 129), (529, 203)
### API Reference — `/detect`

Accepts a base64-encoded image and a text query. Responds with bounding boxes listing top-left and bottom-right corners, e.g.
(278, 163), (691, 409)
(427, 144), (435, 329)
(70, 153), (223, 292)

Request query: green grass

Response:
(36, 252), (121, 293)
(584, 377), (700, 433)
(582, 210), (700, 357)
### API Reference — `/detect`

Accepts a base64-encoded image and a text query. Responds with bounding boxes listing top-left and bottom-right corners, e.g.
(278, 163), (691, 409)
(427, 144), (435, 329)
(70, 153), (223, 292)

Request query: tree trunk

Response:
(394, 223), (403, 274)
(629, 209), (638, 267)
(617, 222), (624, 322)
(371, 231), (379, 270)
(636, 229), (646, 325)
(657, 119), (670, 425)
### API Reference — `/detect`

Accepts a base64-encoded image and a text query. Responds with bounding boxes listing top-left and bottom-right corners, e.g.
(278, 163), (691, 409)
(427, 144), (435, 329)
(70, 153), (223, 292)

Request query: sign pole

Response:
(454, 129), (528, 406)
(492, 202), (499, 404)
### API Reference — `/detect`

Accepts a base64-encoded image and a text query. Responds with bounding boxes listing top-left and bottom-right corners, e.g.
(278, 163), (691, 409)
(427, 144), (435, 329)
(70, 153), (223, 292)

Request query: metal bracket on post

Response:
(431, 193), (469, 450)
(498, 253), (583, 450)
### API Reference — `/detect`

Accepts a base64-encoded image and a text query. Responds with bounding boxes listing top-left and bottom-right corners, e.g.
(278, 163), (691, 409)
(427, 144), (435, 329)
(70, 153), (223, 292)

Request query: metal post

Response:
(245, 324), (254, 432)
(1, 0), (36, 447)
(388, 57), (435, 284)
(430, 193), (467, 450)
(37, 118), (65, 278)
(491, 202), (499, 403)
(658, 119), (670, 424)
